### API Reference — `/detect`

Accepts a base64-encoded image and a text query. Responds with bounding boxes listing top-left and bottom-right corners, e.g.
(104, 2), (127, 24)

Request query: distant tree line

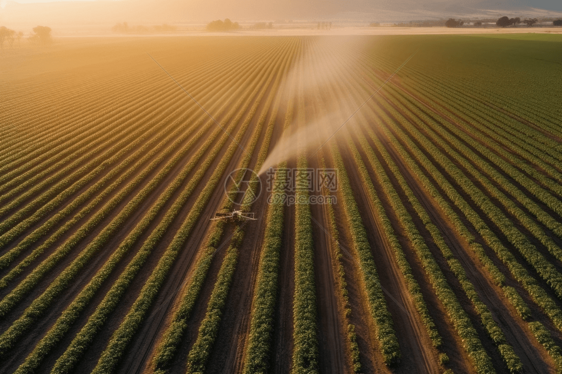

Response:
(0, 26), (18, 49)
(317, 22), (332, 30)
(0, 25), (50, 49)
(445, 19), (464, 28)
(495, 16), (539, 27)
(496, 16), (520, 27)
(111, 22), (177, 34)
(488, 17), (562, 27)
(393, 20), (449, 27)
(206, 19), (240, 32)
(30, 26), (52, 44)
(391, 17), (562, 28)
(446, 16), (557, 28)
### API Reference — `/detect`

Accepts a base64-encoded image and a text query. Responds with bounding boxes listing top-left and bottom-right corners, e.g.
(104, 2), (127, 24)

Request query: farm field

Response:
(1, 34), (562, 374)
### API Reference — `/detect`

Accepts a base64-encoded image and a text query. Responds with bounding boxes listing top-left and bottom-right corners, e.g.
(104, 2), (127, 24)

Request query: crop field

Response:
(1, 34), (562, 374)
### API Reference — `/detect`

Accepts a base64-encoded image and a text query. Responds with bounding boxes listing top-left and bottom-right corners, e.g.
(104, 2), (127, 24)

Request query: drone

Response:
(211, 209), (257, 222)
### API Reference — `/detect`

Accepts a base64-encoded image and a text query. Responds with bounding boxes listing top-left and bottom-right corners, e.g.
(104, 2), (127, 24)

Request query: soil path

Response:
(339, 139), (440, 374)
(382, 133), (554, 373)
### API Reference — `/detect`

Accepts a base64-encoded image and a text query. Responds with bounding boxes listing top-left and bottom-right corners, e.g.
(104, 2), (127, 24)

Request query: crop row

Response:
(373, 122), (527, 371)
(184, 227), (244, 373)
(321, 60), (444, 351)
(0, 43), (245, 134)
(379, 55), (562, 154)
(289, 54), (320, 373)
(291, 153), (319, 374)
(0, 107), (232, 357)
(0, 45), (274, 298)
(154, 40), (295, 374)
(358, 49), (562, 159)
(392, 89), (562, 260)
(355, 74), (562, 369)
(309, 52), (361, 371)
(385, 80), (562, 218)
(329, 142), (400, 364)
(358, 50), (562, 202)
(312, 43), (401, 364)
(398, 75), (562, 172)
(184, 141), (280, 373)
(0, 43), (284, 358)
(345, 129), (444, 343)
(354, 125), (495, 372)
(0, 72), (162, 161)
(0, 115), (199, 286)
(309, 46), (434, 369)
(360, 88), (562, 367)
(0, 108), (192, 257)
(47, 115), (243, 374)
(0, 39), (272, 194)
(406, 81), (562, 168)
(0, 43), (274, 260)
(356, 121), (522, 372)
(0, 42), (263, 169)
(0, 76), (181, 197)
(0, 41), (281, 231)
(374, 89), (562, 302)
(242, 81), (297, 373)
(385, 46), (562, 136)
(320, 166), (362, 373)
(87, 46), (289, 373)
(13, 117), (236, 374)
(327, 62), (494, 370)
(157, 46), (293, 373)
(398, 58), (562, 140)
(241, 167), (288, 374)
(334, 50), (562, 369)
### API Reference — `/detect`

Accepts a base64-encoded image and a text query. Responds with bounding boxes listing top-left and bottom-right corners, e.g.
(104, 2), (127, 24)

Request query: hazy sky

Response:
(7, 0), (562, 8)
(13, 0), (97, 2)
(2, 0), (562, 31)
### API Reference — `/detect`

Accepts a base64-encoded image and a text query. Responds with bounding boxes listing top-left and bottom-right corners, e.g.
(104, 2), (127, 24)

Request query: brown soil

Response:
(376, 128), (554, 373)
(4, 36), (562, 374)
(307, 154), (348, 374)
(377, 111), (562, 371)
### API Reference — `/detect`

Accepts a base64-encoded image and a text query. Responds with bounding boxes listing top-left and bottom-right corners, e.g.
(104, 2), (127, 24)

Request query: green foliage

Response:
(0, 45), (270, 275)
(9, 45), (288, 372)
(30, 26), (52, 44)
(242, 169), (286, 374)
(353, 51), (562, 371)
(91, 49), (283, 374)
(9, 110), (232, 370)
(156, 50), (291, 374)
(207, 19), (241, 32)
(243, 50), (298, 373)
(330, 144), (400, 365)
(353, 128), (494, 373)
(528, 322), (562, 372)
(291, 156), (319, 374)
(321, 158), (362, 373)
(6, 35), (562, 374)
(186, 240), (241, 373)
(369, 90), (562, 333)
(345, 131), (442, 348)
